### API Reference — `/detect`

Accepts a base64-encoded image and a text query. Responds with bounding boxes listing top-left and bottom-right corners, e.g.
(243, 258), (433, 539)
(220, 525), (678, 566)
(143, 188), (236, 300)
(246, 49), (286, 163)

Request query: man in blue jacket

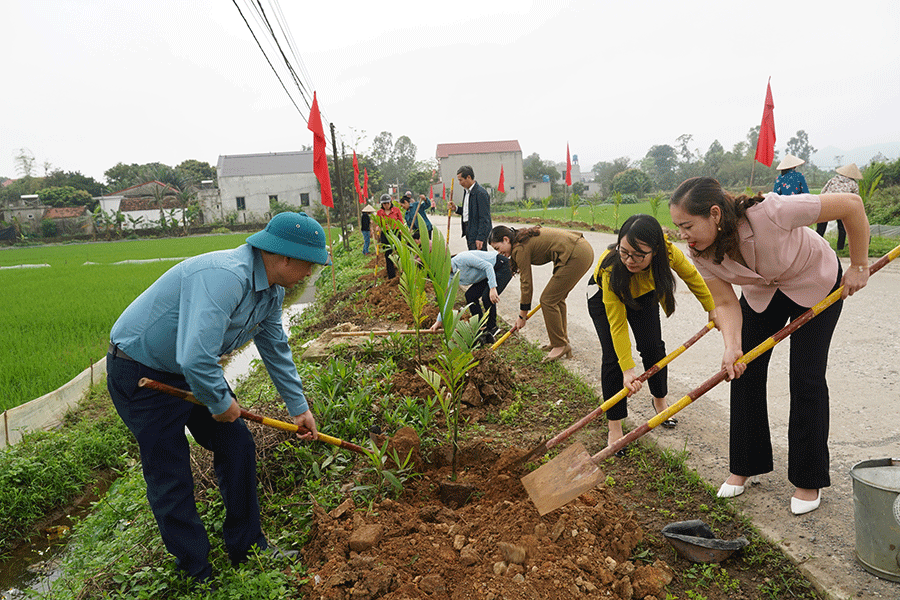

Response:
(449, 165), (492, 250)
(107, 211), (329, 585)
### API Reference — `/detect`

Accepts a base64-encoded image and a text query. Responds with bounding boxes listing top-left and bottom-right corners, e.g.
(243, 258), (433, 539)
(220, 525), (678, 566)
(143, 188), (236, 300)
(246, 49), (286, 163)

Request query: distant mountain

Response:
(811, 142), (900, 169)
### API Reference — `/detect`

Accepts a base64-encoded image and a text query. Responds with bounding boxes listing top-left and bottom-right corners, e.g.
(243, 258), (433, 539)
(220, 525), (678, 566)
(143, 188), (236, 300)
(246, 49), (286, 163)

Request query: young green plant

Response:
(404, 220), (485, 480)
(385, 218), (429, 362)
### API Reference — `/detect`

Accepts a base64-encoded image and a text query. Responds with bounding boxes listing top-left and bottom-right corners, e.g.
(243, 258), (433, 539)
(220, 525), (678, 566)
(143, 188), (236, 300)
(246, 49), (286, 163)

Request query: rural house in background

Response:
(43, 206), (94, 235)
(0, 194), (44, 233)
(0, 194), (93, 237)
(97, 181), (185, 230)
(436, 141), (524, 202)
(210, 151), (320, 223)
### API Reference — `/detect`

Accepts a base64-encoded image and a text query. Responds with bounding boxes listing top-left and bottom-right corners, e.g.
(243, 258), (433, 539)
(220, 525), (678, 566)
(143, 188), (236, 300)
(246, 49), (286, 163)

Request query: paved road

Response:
(444, 216), (900, 599)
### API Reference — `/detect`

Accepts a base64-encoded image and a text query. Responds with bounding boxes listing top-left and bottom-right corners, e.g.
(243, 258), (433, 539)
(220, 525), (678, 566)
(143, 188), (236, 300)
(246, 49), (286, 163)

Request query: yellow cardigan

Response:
(595, 240), (715, 371)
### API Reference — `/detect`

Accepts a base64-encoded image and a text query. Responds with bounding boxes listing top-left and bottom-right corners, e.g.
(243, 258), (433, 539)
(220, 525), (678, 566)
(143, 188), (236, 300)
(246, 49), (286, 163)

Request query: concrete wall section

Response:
(2, 358), (107, 448)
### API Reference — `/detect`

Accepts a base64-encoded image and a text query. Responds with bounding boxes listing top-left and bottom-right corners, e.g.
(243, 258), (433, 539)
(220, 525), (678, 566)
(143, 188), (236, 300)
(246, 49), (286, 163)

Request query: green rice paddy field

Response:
(0, 234), (267, 411)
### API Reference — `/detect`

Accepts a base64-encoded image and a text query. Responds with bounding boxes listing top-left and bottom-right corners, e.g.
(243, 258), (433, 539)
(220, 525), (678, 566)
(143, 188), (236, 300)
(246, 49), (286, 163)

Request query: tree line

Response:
(0, 150), (217, 213)
(5, 126), (900, 235)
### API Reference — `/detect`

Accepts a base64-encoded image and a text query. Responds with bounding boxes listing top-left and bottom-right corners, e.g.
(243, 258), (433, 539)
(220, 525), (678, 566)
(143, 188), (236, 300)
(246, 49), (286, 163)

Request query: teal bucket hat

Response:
(246, 212), (331, 265)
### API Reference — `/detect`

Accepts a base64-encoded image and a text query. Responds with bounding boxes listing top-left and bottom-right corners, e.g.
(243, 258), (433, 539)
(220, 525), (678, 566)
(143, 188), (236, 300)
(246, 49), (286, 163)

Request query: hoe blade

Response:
(521, 442), (605, 516)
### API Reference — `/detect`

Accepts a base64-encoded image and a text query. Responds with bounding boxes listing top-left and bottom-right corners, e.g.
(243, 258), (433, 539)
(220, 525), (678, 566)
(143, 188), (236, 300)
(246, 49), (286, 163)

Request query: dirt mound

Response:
(296, 437), (673, 600)
(389, 349), (518, 409)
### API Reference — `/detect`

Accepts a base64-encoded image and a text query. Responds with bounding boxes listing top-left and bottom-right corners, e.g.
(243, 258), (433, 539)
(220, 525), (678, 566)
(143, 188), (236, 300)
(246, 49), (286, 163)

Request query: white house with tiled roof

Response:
(436, 140), (524, 203)
(97, 181), (185, 229)
(213, 151), (319, 222)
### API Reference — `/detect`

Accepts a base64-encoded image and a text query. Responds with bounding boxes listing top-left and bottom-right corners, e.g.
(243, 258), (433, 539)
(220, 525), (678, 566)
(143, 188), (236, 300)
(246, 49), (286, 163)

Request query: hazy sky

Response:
(2, 0), (899, 184)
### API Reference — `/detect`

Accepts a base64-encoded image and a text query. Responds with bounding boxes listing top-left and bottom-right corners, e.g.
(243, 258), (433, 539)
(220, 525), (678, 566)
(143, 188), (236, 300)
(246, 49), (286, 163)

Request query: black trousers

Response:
(461, 221), (478, 250)
(107, 354), (267, 581)
(463, 255), (512, 332)
(379, 231), (396, 279)
(587, 285), (667, 421)
(816, 220), (846, 250)
(728, 266), (843, 489)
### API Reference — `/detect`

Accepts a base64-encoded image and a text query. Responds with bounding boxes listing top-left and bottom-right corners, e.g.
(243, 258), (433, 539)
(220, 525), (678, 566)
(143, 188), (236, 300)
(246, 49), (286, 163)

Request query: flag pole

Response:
(307, 90), (336, 292)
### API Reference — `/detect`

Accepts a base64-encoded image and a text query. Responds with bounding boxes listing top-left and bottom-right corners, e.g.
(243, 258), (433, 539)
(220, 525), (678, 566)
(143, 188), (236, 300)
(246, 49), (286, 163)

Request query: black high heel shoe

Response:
(652, 400), (678, 428)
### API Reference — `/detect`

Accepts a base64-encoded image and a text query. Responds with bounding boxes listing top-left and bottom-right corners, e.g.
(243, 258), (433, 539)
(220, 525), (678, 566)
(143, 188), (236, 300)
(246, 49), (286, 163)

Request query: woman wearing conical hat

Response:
(816, 163), (863, 250)
(773, 154), (810, 196)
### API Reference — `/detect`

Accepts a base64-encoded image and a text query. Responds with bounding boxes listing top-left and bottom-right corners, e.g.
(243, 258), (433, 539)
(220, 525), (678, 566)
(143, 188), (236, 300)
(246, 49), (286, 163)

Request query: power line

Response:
(253, 0), (311, 109)
(229, 0), (306, 119)
(231, 0), (338, 155)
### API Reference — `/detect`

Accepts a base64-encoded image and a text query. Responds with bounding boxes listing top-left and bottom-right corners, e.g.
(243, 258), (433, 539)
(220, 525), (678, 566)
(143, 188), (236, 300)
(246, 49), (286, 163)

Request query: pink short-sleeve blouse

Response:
(692, 193), (838, 312)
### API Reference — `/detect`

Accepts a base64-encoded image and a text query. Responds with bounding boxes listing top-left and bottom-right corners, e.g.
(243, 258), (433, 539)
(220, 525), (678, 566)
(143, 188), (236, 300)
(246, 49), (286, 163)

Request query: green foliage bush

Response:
(865, 186), (900, 225)
(612, 169), (651, 197)
(39, 185), (95, 208)
(0, 389), (136, 553)
(877, 156), (900, 187)
(41, 218), (59, 237)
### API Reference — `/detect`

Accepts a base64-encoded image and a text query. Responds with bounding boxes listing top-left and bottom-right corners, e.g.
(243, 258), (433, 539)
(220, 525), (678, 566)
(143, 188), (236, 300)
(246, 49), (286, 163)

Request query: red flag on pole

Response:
(429, 184), (434, 201)
(442, 182), (446, 199)
(363, 168), (369, 200)
(754, 79), (776, 167)
(352, 150), (362, 204)
(565, 143), (572, 186)
(307, 91), (333, 207)
(498, 165), (506, 192)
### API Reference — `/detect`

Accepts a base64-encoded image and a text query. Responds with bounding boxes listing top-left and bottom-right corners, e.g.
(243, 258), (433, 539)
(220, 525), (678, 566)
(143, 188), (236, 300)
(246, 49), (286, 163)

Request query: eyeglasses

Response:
(616, 245), (650, 263)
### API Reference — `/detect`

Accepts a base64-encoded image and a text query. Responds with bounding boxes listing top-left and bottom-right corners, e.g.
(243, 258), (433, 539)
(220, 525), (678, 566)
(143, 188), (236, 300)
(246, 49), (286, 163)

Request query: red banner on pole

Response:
(363, 168), (369, 200)
(307, 91), (333, 207)
(353, 151), (363, 203)
(498, 165), (506, 192)
(754, 79), (776, 167)
(565, 143), (572, 186)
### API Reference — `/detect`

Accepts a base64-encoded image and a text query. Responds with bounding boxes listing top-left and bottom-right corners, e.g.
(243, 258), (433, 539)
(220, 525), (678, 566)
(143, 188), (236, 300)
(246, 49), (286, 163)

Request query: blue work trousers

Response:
(107, 353), (266, 581)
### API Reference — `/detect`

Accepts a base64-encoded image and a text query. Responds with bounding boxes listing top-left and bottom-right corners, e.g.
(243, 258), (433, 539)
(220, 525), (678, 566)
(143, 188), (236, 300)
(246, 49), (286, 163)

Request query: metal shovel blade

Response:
(521, 442), (605, 516)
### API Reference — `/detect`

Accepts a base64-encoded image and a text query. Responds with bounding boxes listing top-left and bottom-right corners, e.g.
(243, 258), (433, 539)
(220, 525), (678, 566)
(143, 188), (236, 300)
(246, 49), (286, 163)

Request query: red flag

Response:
(565, 143), (572, 186)
(442, 182), (446, 199)
(754, 79), (776, 167)
(498, 165), (506, 192)
(352, 150), (362, 204)
(307, 91), (333, 207)
(363, 168), (369, 199)
(429, 184), (434, 201)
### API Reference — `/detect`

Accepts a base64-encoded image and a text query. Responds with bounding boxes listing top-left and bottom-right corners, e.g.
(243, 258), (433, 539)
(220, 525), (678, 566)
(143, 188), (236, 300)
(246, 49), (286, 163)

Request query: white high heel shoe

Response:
(790, 490), (821, 515)
(716, 482), (745, 498)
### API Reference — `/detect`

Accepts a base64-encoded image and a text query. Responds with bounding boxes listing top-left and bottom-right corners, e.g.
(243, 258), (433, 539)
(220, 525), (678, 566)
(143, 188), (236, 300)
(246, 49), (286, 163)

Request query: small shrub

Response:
(865, 186), (900, 225)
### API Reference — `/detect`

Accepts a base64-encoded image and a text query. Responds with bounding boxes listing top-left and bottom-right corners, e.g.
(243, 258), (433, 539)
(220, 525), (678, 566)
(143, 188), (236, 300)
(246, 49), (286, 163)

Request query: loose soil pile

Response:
(296, 435), (674, 600)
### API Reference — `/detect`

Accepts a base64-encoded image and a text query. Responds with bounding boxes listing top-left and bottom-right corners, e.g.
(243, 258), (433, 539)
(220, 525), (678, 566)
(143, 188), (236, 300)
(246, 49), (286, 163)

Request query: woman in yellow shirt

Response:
(587, 214), (715, 452)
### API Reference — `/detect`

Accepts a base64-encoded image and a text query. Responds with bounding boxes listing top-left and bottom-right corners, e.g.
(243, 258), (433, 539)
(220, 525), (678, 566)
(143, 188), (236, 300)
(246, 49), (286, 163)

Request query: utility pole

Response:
(330, 123), (351, 252)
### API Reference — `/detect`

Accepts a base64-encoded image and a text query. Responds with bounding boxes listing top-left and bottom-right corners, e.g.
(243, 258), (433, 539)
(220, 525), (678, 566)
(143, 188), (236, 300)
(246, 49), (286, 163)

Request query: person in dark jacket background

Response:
(449, 165), (492, 250)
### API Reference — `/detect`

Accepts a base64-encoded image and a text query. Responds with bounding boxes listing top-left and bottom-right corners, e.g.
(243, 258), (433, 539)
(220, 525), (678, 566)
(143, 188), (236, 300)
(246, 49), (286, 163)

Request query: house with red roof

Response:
(436, 140), (524, 203)
(43, 205), (94, 235)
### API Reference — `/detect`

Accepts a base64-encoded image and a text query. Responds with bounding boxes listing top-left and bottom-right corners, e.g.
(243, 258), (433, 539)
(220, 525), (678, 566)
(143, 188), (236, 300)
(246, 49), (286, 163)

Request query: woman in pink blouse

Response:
(669, 177), (869, 515)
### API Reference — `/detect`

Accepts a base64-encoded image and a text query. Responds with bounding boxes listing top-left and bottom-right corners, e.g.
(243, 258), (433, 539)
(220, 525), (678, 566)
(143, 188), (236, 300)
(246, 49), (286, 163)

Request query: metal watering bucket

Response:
(849, 458), (900, 582)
